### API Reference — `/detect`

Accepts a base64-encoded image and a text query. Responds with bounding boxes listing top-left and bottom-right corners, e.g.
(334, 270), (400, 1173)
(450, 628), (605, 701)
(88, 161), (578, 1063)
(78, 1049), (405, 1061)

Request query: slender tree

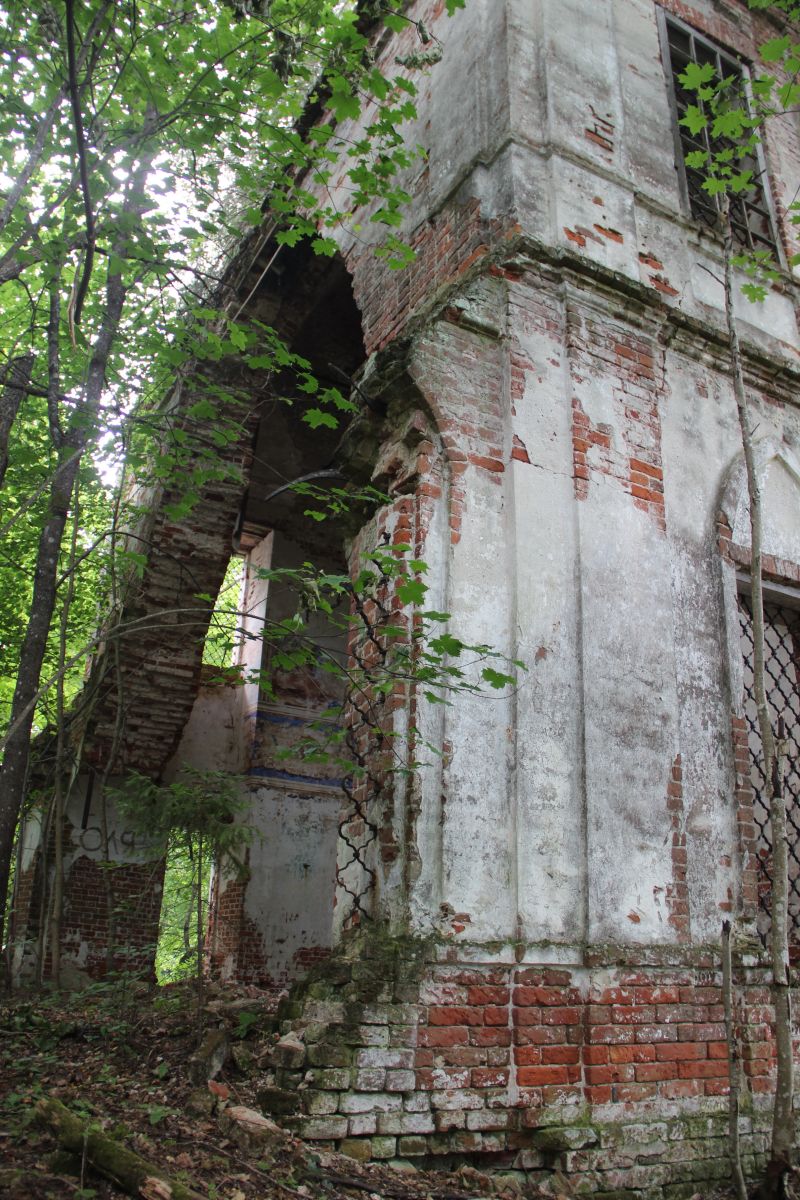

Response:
(679, 6), (800, 1188)
(0, 0), (479, 962)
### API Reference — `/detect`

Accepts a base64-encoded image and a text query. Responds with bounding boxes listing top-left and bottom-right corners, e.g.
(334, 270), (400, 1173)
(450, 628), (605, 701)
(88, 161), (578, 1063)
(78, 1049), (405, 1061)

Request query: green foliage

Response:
(251, 542), (524, 779)
(678, 1), (800, 286)
(203, 556), (246, 669)
(733, 249), (782, 303)
(0, 443), (112, 735)
(113, 768), (251, 858)
(677, 64), (757, 197)
(233, 1010), (260, 1038)
(0, 0), (454, 755)
(112, 769), (252, 984)
(146, 1103), (172, 1127)
(154, 841), (202, 984)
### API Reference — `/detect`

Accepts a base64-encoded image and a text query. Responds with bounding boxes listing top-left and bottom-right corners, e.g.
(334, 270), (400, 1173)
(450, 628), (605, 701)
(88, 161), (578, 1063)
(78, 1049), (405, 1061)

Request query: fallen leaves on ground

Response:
(0, 982), (740, 1200)
(0, 979), (542, 1200)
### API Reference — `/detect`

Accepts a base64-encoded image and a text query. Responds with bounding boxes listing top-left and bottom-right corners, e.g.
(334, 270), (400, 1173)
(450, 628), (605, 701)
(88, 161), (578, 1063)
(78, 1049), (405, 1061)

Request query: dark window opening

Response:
(659, 12), (781, 259)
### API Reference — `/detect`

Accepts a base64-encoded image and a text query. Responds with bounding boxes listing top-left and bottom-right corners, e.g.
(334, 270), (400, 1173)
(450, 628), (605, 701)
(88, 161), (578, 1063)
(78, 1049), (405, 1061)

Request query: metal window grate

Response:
(662, 15), (781, 258)
(738, 595), (800, 943)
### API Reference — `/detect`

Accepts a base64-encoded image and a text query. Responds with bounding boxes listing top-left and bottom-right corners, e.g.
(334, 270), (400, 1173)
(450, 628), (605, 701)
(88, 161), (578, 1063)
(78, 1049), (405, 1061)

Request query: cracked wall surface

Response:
(14, 0), (800, 1190)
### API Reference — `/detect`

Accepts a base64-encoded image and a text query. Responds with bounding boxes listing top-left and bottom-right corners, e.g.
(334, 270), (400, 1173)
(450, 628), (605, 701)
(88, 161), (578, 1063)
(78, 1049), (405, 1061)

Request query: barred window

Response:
(658, 10), (781, 258)
(738, 590), (800, 944)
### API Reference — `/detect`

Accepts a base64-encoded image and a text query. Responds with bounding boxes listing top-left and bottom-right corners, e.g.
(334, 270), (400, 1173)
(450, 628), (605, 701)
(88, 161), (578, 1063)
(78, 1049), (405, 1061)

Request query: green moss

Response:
(669, 1113), (726, 1141)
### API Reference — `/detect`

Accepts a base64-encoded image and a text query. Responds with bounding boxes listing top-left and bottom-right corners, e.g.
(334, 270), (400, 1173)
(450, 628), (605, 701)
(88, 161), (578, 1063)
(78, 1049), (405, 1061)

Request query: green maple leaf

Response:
(678, 61), (716, 91)
(679, 105), (707, 135)
(430, 633), (465, 657)
(303, 409), (338, 430)
(760, 35), (791, 62)
(396, 577), (428, 605)
(711, 108), (748, 139)
(481, 667), (514, 690)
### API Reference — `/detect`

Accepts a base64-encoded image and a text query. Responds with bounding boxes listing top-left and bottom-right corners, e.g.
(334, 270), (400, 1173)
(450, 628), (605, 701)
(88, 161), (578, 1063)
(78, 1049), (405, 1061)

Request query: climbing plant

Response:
(678, 3), (800, 1190)
(0, 0), (521, 977)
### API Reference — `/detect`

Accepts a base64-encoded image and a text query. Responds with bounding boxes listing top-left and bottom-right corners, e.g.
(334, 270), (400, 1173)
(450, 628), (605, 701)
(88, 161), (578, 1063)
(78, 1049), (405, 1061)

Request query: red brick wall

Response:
(414, 963), (744, 1115)
(207, 875), (270, 986)
(347, 199), (518, 356)
(60, 855), (164, 979)
(276, 942), (789, 1189)
(569, 316), (667, 532)
(11, 816), (164, 981)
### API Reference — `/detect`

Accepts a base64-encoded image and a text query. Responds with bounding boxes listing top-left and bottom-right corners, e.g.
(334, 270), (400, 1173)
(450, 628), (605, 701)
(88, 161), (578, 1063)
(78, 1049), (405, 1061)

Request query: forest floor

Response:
(0, 979), (551, 1200)
(0, 977), (554, 1200)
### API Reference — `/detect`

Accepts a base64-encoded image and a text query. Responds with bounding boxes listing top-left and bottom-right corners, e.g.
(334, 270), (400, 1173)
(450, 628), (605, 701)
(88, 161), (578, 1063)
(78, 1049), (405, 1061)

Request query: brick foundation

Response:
(12, 852), (163, 982)
(262, 929), (795, 1196)
(207, 874), (271, 986)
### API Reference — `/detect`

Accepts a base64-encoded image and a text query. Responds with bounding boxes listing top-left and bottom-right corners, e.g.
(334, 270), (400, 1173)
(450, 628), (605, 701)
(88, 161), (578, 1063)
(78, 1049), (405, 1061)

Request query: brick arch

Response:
(15, 240), (374, 986)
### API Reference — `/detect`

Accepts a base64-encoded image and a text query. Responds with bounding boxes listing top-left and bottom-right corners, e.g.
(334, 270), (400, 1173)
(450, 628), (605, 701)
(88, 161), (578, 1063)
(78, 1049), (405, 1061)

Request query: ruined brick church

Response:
(12, 0), (800, 1191)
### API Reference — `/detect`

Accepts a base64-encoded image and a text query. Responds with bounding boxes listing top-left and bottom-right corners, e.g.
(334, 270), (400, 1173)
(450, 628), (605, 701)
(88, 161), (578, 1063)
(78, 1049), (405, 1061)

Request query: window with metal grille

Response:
(737, 592), (800, 944)
(658, 11), (781, 258)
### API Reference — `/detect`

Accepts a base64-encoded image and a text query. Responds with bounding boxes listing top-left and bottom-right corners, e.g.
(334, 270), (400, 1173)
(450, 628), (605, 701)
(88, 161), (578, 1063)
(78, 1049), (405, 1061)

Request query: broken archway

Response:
(168, 254), (456, 993)
(9, 242), (395, 986)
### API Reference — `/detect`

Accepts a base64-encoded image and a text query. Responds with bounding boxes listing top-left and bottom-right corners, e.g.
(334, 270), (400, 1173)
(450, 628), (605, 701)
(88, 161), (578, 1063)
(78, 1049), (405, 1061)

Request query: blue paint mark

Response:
(248, 766), (345, 789)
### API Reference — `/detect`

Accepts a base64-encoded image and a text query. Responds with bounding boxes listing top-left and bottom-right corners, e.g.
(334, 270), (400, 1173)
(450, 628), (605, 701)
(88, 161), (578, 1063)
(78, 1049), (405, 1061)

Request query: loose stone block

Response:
(188, 1028), (228, 1084)
(271, 1032), (306, 1070)
(219, 1107), (282, 1154)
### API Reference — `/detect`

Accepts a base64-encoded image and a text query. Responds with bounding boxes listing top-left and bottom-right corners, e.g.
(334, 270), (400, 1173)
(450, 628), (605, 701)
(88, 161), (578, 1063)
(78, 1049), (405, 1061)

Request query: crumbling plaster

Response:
(16, 0), (800, 1183)
(165, 0), (800, 973)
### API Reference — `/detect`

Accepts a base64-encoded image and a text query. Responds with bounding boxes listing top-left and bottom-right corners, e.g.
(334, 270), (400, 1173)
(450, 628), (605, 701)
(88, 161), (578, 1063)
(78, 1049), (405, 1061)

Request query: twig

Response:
(189, 1139), (309, 1199)
(80, 1127), (89, 1191)
(722, 920), (747, 1200)
(65, 0), (96, 331)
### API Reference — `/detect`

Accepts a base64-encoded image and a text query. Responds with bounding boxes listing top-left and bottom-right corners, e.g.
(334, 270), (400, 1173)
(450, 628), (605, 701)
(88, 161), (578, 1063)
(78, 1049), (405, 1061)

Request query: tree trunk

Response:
(0, 355), (33, 488)
(36, 1096), (205, 1200)
(722, 201), (794, 1193)
(0, 448), (82, 949)
(722, 920), (748, 1200)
